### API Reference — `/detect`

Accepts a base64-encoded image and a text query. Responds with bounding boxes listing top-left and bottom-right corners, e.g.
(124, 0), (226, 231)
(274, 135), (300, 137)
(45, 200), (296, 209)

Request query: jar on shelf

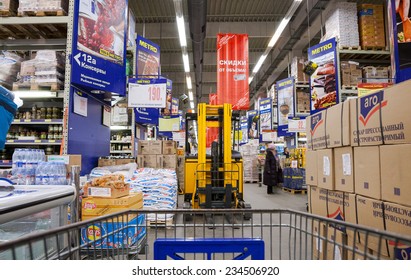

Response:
(40, 132), (47, 139)
(40, 108), (46, 119)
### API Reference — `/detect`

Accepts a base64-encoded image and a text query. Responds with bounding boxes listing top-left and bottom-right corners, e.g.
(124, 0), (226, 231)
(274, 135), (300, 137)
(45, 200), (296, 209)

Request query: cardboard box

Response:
(317, 149), (334, 190)
(350, 69), (362, 86)
(296, 90), (310, 113)
(81, 193), (143, 219)
(150, 140), (163, 154)
(137, 140), (150, 155)
(162, 140), (177, 155)
(346, 235), (370, 260)
(380, 144), (411, 207)
(325, 227), (347, 260)
(47, 154), (82, 173)
(306, 110), (327, 150)
(356, 195), (389, 257)
(161, 155), (177, 169)
(327, 190), (357, 224)
(137, 155), (160, 168)
(384, 202), (411, 259)
(0, 0), (18, 12)
(305, 150), (318, 186)
(98, 158), (135, 167)
(84, 182), (130, 199)
(308, 186), (327, 216)
(354, 146), (381, 199)
(341, 69), (351, 87)
(334, 147), (354, 193)
(325, 101), (350, 147)
(312, 222), (327, 260)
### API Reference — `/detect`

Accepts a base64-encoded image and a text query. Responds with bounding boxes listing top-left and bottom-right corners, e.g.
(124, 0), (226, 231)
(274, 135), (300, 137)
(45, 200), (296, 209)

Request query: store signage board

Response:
(161, 79), (173, 116)
(259, 98), (272, 132)
(73, 91), (88, 117)
(288, 118), (306, 133)
(128, 78), (167, 108)
(217, 33), (249, 110)
(357, 83), (392, 97)
(240, 116), (248, 144)
(171, 98), (179, 115)
(388, 0), (411, 83)
(136, 35), (160, 77)
(71, 0), (128, 96)
(276, 77), (295, 137)
(262, 131), (278, 142)
(247, 110), (258, 139)
(159, 116), (180, 132)
(308, 37), (339, 114)
(135, 107), (159, 125)
(102, 106), (111, 127)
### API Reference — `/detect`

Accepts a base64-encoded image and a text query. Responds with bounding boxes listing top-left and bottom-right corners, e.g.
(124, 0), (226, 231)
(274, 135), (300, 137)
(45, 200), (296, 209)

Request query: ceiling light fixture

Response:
(190, 101), (194, 109)
(14, 91), (57, 98)
(248, 76), (254, 84)
(188, 91), (193, 101)
(252, 54), (267, 73)
(182, 52), (190, 73)
(176, 15), (187, 47)
(186, 75), (192, 90)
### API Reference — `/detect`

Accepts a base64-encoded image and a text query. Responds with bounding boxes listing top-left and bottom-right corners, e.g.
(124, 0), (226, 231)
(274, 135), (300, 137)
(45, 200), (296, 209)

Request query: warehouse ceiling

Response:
(129, 0), (385, 111)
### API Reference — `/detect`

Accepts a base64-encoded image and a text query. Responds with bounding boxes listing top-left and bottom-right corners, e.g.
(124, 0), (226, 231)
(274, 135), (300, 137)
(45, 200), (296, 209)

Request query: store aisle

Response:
(243, 183), (308, 212)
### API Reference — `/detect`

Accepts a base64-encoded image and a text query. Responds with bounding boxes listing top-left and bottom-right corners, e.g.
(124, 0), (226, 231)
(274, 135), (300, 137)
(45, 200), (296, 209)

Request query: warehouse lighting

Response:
(248, 76), (254, 84)
(190, 101), (194, 109)
(252, 54), (267, 73)
(14, 91), (57, 98)
(188, 91), (193, 101)
(186, 75), (192, 90)
(268, 18), (290, 48)
(176, 15), (187, 47)
(183, 53), (190, 73)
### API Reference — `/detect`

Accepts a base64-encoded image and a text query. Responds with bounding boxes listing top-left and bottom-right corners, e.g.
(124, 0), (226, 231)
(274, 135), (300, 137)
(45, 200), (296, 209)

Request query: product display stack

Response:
(0, 52), (23, 90)
(240, 139), (259, 183)
(324, 2), (360, 47)
(291, 57), (309, 84)
(17, 0), (68, 15)
(127, 168), (178, 224)
(137, 140), (178, 170)
(80, 174), (145, 250)
(306, 79), (411, 260)
(358, 4), (386, 49)
(340, 61), (362, 88)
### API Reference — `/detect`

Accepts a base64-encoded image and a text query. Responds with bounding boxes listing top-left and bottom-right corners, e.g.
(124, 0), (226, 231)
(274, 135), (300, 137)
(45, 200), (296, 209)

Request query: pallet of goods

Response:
(0, 0), (18, 16)
(17, 0), (68, 16)
(0, 51), (23, 90)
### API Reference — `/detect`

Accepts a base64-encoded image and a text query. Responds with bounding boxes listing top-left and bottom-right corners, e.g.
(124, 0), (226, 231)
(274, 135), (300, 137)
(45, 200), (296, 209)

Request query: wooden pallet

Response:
(18, 9), (66, 17)
(245, 180), (259, 184)
(147, 219), (174, 228)
(295, 81), (309, 86)
(0, 10), (16, 17)
(361, 46), (387, 51)
(282, 187), (307, 194)
(339, 45), (362, 51)
(341, 85), (358, 90)
(13, 82), (62, 92)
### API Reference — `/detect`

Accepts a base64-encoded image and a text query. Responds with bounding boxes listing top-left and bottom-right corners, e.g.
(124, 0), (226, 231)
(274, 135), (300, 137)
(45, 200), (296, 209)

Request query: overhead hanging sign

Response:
(134, 107), (159, 125)
(128, 77), (167, 108)
(288, 117), (307, 133)
(217, 33), (249, 110)
(136, 35), (160, 77)
(308, 37), (339, 114)
(159, 115), (180, 132)
(357, 83), (392, 97)
(259, 98), (272, 132)
(71, 0), (128, 96)
(161, 79), (173, 116)
(277, 77), (295, 137)
(247, 110), (258, 139)
(240, 116), (248, 144)
(171, 97), (179, 115)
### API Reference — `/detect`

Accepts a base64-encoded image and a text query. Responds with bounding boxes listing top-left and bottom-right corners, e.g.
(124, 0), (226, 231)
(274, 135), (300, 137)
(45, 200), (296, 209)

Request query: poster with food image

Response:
(77, 0), (127, 64)
(161, 79), (173, 116)
(308, 38), (339, 114)
(247, 110), (258, 139)
(276, 77), (295, 137)
(388, 0), (411, 82)
(259, 98), (272, 132)
(136, 35), (160, 77)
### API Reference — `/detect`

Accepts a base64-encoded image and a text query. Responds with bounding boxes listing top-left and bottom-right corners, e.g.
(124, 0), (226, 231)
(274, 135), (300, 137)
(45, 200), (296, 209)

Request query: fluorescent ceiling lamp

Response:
(190, 101), (194, 109)
(252, 54), (267, 73)
(176, 16), (187, 47)
(14, 91), (57, 98)
(186, 75), (192, 90)
(188, 91), (193, 101)
(248, 76), (254, 84)
(110, 126), (131, 130)
(183, 53), (190, 73)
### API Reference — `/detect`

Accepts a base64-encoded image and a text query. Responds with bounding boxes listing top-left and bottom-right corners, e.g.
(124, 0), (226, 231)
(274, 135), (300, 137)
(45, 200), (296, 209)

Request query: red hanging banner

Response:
(217, 34), (249, 110)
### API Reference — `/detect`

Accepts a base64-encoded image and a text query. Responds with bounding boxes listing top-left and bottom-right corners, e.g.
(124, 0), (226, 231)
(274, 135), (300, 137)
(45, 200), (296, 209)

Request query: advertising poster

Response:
(128, 77), (167, 108)
(179, 110), (185, 131)
(217, 34), (249, 110)
(134, 107), (159, 126)
(72, 0), (128, 96)
(308, 38), (339, 113)
(247, 110), (258, 139)
(276, 77), (294, 137)
(240, 116), (248, 144)
(161, 79), (173, 116)
(388, 0), (411, 82)
(136, 35), (160, 77)
(171, 97), (179, 115)
(288, 117), (306, 133)
(259, 98), (272, 132)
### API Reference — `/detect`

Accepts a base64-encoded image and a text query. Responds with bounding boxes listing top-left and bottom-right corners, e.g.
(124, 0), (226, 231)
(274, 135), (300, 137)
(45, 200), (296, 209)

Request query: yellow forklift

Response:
(184, 103), (251, 222)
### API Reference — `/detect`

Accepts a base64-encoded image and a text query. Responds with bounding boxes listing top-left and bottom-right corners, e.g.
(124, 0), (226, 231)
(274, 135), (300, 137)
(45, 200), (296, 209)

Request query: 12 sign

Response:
(288, 118), (306, 133)
(128, 78), (167, 108)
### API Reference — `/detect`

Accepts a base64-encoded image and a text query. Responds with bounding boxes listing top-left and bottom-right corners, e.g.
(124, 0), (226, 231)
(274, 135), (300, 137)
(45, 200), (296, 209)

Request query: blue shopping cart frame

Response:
(154, 238), (265, 260)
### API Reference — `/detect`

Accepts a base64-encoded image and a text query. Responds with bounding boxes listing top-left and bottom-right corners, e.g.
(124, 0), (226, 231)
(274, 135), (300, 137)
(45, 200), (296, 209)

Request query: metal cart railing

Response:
(1, 209), (411, 260)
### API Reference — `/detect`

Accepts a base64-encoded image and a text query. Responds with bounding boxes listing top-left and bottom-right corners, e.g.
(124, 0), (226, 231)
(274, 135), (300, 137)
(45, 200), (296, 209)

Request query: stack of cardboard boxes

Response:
(137, 140), (177, 170)
(362, 66), (390, 83)
(340, 61), (362, 88)
(240, 140), (259, 182)
(358, 4), (386, 48)
(306, 79), (411, 259)
(291, 57), (309, 84)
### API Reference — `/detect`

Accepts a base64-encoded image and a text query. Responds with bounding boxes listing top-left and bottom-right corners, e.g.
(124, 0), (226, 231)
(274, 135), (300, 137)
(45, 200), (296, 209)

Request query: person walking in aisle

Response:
(263, 143), (279, 194)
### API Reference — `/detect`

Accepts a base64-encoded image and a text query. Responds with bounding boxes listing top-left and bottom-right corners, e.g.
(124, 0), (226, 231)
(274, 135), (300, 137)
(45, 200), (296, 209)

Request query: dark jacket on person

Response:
(263, 149), (278, 186)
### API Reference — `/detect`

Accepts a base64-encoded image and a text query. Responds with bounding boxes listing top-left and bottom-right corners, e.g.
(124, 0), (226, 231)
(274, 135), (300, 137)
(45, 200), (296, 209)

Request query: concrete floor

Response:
(243, 183), (308, 212)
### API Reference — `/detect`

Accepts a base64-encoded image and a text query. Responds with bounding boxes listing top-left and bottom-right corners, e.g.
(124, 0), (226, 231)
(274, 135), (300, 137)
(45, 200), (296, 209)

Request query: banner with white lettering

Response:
(259, 98), (272, 132)
(276, 77), (295, 137)
(308, 37), (339, 114)
(71, 0), (128, 96)
(217, 33), (249, 110)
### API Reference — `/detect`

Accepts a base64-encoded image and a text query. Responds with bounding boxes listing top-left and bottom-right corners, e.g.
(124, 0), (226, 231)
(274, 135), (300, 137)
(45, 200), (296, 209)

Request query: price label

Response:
(14, 119), (21, 123)
(24, 119), (31, 123)
(45, 119), (52, 122)
(128, 78), (167, 108)
(49, 140), (56, 143)
(35, 140), (41, 143)
(288, 119), (306, 133)
(7, 140), (14, 143)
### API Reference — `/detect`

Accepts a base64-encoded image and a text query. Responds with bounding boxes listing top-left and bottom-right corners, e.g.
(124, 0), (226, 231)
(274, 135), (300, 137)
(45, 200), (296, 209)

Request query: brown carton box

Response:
(137, 155), (160, 168)
(98, 158), (135, 167)
(308, 186), (327, 216)
(305, 150), (318, 186)
(380, 144), (411, 207)
(0, 0), (18, 13)
(354, 146), (381, 199)
(306, 110), (327, 150)
(334, 147), (354, 193)
(325, 101), (350, 147)
(316, 149), (334, 190)
(356, 195), (389, 257)
(312, 222), (327, 260)
(137, 140), (150, 155)
(325, 227), (347, 260)
(346, 235), (371, 260)
(384, 202), (411, 259)
(149, 140), (163, 154)
(83, 183), (130, 199)
(327, 190), (357, 224)
(162, 140), (177, 155)
(350, 69), (362, 86)
(162, 155), (177, 169)
(296, 90), (310, 113)
(341, 69), (351, 87)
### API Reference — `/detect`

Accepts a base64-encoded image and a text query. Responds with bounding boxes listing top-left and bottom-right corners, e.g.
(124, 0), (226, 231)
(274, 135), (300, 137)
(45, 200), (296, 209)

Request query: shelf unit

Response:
(110, 150), (132, 154)
(12, 119), (63, 125)
(0, 160), (12, 168)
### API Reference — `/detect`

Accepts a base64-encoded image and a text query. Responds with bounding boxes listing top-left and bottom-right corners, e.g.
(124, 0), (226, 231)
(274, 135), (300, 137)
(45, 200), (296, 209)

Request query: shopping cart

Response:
(1, 209), (411, 260)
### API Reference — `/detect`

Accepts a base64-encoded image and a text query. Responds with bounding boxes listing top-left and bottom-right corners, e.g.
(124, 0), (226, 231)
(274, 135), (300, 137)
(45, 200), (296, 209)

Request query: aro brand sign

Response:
(359, 91), (387, 126)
